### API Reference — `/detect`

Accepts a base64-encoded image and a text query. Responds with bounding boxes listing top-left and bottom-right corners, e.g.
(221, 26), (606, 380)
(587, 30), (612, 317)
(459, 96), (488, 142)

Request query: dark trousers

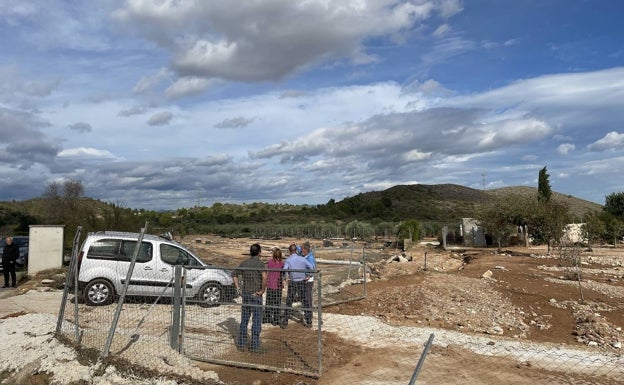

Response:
(305, 280), (314, 322)
(282, 280), (312, 325)
(264, 288), (282, 324)
(237, 294), (263, 351)
(3, 262), (16, 286)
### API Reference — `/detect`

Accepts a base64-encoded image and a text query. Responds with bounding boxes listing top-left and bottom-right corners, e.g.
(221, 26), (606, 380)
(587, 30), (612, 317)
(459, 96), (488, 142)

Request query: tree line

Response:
(1, 169), (623, 252)
(475, 167), (624, 251)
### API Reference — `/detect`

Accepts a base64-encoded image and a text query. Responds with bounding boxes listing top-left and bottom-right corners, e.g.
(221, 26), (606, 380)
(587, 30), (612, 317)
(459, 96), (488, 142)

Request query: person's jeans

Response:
(237, 293), (263, 351)
(304, 280), (314, 325)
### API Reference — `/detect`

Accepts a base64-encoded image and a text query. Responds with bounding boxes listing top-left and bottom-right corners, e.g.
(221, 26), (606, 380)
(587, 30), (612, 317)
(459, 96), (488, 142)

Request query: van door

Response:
(119, 240), (157, 296)
(153, 243), (204, 297)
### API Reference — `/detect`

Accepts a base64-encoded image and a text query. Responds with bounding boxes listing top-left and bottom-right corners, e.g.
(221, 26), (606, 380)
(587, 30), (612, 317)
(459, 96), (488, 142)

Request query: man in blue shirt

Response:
(301, 241), (317, 328)
(281, 243), (314, 329)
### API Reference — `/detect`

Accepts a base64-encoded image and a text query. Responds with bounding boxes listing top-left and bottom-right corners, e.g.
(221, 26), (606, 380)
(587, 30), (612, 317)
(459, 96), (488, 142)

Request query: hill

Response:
(1, 184), (603, 236)
(486, 186), (602, 220)
(325, 184), (602, 223)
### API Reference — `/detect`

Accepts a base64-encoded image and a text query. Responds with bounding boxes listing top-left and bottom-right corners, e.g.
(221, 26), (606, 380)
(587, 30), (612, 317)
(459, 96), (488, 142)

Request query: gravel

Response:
(0, 312), (217, 384)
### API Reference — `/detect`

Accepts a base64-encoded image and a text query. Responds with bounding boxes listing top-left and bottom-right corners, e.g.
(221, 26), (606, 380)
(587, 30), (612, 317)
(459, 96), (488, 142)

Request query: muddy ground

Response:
(177, 235), (624, 385)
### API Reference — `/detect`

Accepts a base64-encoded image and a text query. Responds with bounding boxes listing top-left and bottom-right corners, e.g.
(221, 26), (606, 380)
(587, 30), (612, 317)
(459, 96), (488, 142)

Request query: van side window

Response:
(121, 241), (152, 263)
(87, 239), (152, 262)
(160, 244), (195, 266)
(88, 240), (120, 259)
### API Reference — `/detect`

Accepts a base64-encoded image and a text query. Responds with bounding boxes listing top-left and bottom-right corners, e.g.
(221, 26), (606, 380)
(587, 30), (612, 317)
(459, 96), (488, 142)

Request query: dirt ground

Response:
(178, 235), (624, 385)
(9, 235), (621, 385)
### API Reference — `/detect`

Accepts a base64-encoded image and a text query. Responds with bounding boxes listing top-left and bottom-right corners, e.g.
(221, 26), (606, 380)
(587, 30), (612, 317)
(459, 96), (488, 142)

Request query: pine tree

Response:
(538, 166), (552, 203)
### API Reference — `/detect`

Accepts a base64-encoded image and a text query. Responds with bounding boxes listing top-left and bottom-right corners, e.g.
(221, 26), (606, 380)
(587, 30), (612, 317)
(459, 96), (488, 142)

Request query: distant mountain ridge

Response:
(1, 184), (604, 229)
(327, 183), (602, 223)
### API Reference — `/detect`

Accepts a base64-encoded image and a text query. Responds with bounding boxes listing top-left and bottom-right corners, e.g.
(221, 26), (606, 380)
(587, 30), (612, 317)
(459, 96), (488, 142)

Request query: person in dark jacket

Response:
(232, 243), (267, 352)
(2, 237), (19, 288)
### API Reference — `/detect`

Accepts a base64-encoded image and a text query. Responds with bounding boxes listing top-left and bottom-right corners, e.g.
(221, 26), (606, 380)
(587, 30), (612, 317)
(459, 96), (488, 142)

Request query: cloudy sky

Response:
(1, 1), (623, 210)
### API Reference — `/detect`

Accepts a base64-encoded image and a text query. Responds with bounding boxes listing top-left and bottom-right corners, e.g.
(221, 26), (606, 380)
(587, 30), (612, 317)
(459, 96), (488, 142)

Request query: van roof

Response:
(87, 231), (174, 243)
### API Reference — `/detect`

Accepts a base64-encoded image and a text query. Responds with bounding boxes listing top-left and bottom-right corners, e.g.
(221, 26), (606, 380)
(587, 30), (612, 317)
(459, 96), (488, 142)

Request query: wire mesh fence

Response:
(180, 268), (323, 378)
(54, 231), (624, 385)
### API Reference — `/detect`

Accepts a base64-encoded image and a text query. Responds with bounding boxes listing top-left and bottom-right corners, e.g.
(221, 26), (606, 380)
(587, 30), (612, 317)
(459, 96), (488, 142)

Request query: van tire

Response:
(84, 279), (114, 306)
(197, 282), (221, 307)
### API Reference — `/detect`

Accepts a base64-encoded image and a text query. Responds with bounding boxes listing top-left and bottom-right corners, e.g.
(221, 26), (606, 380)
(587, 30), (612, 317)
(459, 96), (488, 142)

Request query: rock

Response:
(549, 298), (557, 304)
(41, 279), (55, 285)
(482, 270), (493, 279)
(588, 341), (599, 347)
(487, 325), (504, 335)
(613, 341), (622, 349)
(494, 266), (506, 270)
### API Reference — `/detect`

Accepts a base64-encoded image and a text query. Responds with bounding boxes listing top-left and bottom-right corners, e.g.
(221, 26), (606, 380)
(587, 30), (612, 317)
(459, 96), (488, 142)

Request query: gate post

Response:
(170, 265), (183, 350)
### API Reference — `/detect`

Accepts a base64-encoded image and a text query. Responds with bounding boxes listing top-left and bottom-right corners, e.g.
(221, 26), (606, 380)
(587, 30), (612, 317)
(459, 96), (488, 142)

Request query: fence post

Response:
(317, 271), (323, 375)
(408, 333), (435, 385)
(170, 265), (182, 350)
(56, 226), (82, 338)
(362, 246), (367, 298)
(101, 223), (148, 358)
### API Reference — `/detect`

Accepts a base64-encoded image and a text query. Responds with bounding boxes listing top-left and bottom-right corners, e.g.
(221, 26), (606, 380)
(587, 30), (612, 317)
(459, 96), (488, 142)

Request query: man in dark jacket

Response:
(2, 237), (19, 288)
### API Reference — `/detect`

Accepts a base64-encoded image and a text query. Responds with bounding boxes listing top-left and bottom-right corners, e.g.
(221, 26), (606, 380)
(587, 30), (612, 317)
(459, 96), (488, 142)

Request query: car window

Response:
(160, 244), (197, 266)
(121, 240), (152, 263)
(88, 239), (120, 259)
(87, 239), (152, 262)
(14, 238), (28, 247)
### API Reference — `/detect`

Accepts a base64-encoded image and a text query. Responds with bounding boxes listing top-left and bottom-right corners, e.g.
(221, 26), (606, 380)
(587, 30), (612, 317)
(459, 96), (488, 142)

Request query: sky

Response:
(1, 0), (623, 210)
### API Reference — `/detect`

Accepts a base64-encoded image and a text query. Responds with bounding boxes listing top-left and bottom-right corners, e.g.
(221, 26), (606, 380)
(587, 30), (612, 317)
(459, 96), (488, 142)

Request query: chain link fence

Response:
(54, 230), (623, 385)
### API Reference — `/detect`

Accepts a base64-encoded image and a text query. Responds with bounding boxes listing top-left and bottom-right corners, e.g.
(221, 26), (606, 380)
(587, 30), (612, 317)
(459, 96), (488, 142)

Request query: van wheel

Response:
(197, 282), (221, 307)
(84, 279), (114, 306)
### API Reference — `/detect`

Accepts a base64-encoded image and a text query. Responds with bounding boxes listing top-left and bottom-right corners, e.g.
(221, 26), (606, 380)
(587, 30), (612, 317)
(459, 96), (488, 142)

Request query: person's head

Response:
(302, 241), (311, 255)
(289, 243), (297, 255)
(272, 247), (283, 261)
(250, 243), (261, 257)
(5, 237), (12, 245)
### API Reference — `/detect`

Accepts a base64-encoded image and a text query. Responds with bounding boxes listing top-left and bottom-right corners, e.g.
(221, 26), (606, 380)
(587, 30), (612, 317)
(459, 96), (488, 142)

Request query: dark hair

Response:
(302, 241), (311, 251)
(250, 243), (261, 257)
(289, 244), (297, 254)
(272, 247), (283, 261)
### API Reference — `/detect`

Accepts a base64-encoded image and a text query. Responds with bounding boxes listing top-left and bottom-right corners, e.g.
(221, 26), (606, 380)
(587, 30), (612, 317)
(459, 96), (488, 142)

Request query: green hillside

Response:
(322, 184), (602, 223)
(1, 184), (604, 239)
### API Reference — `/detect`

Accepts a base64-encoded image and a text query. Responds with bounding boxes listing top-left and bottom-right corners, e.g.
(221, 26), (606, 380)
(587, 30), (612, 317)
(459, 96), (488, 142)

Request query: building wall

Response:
(462, 218), (486, 247)
(28, 225), (64, 275)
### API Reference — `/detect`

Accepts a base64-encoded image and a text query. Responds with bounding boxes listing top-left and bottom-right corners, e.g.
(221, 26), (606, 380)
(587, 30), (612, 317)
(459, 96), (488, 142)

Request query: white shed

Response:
(28, 225), (65, 275)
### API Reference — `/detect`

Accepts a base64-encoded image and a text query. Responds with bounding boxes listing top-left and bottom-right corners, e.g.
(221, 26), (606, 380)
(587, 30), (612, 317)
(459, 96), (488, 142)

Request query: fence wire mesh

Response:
(55, 235), (624, 385)
(180, 268), (322, 378)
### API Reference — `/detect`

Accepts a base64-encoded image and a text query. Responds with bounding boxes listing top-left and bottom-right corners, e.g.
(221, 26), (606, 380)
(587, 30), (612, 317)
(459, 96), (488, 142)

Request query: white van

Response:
(76, 231), (235, 306)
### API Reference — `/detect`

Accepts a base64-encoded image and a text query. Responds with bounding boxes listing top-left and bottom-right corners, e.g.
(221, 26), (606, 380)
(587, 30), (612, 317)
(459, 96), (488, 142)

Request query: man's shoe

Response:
(2, 285), (8, 288)
(250, 346), (267, 354)
(280, 322), (287, 329)
(11, 284), (16, 288)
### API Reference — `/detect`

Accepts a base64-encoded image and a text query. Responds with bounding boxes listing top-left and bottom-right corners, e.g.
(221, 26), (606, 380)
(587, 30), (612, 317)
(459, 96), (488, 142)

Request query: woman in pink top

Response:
(264, 247), (285, 325)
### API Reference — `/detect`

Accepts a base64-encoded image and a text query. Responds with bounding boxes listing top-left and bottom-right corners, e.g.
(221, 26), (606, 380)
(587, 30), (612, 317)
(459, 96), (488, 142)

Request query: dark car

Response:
(0, 236), (29, 271)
